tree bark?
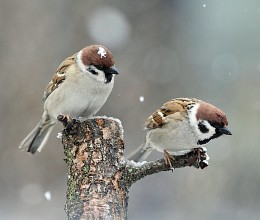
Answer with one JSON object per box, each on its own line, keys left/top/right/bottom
{"left": 58, "top": 116, "right": 208, "bottom": 220}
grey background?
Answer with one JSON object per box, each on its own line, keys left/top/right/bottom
{"left": 0, "top": 0, "right": 259, "bottom": 219}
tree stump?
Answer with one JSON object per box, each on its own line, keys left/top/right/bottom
{"left": 58, "top": 116, "right": 208, "bottom": 220}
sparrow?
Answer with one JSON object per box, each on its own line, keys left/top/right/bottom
{"left": 19, "top": 45, "right": 119, "bottom": 154}
{"left": 128, "top": 98, "right": 231, "bottom": 165}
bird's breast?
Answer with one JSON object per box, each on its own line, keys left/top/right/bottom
{"left": 44, "top": 72, "right": 114, "bottom": 119}
{"left": 146, "top": 119, "right": 199, "bottom": 152}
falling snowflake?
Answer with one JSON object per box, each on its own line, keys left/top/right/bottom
{"left": 139, "top": 96, "right": 144, "bottom": 102}
{"left": 44, "top": 191, "right": 51, "bottom": 201}
{"left": 97, "top": 47, "right": 107, "bottom": 58}
{"left": 203, "top": 4, "right": 206, "bottom": 8}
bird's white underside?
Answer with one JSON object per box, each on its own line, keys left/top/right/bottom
{"left": 145, "top": 116, "right": 199, "bottom": 153}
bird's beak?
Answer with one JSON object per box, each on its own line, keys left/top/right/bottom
{"left": 105, "top": 66, "right": 119, "bottom": 75}
{"left": 219, "top": 127, "right": 232, "bottom": 135}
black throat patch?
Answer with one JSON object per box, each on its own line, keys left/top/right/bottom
{"left": 105, "top": 73, "right": 113, "bottom": 83}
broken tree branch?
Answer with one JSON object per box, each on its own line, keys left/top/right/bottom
{"left": 58, "top": 116, "right": 208, "bottom": 220}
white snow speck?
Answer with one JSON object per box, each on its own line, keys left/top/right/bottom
{"left": 202, "top": 160, "right": 209, "bottom": 165}
{"left": 57, "top": 132, "right": 62, "bottom": 139}
{"left": 205, "top": 153, "right": 210, "bottom": 161}
{"left": 200, "top": 147, "right": 207, "bottom": 152}
{"left": 170, "top": 149, "right": 191, "bottom": 156}
{"left": 139, "top": 96, "right": 144, "bottom": 102}
{"left": 128, "top": 160, "right": 148, "bottom": 167}
{"left": 97, "top": 47, "right": 107, "bottom": 58}
{"left": 44, "top": 191, "right": 51, "bottom": 201}
{"left": 110, "top": 117, "right": 124, "bottom": 133}
{"left": 203, "top": 4, "right": 206, "bottom": 8}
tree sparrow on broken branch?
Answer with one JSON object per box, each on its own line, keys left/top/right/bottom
{"left": 128, "top": 98, "right": 231, "bottom": 166}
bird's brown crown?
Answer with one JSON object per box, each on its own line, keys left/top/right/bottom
{"left": 196, "top": 101, "right": 228, "bottom": 127}
{"left": 81, "top": 45, "right": 115, "bottom": 68}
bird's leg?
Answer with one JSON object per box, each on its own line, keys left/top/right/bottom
{"left": 164, "top": 150, "right": 174, "bottom": 170}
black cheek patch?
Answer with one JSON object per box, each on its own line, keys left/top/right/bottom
{"left": 198, "top": 121, "right": 209, "bottom": 133}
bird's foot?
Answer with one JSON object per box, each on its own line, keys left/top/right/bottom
{"left": 164, "top": 150, "right": 175, "bottom": 171}
{"left": 57, "top": 115, "right": 79, "bottom": 134}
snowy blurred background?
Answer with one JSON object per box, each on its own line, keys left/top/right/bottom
{"left": 1, "top": 0, "right": 260, "bottom": 219}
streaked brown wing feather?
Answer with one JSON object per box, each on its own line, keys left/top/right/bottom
{"left": 43, "top": 54, "right": 76, "bottom": 101}
{"left": 144, "top": 98, "right": 199, "bottom": 129}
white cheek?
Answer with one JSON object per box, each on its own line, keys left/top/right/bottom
{"left": 95, "top": 69, "right": 107, "bottom": 82}
{"left": 76, "top": 50, "right": 85, "bottom": 72}
{"left": 188, "top": 103, "right": 200, "bottom": 127}
{"left": 188, "top": 104, "right": 216, "bottom": 141}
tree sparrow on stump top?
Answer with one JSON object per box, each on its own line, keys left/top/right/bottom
{"left": 19, "top": 45, "right": 119, "bottom": 154}
{"left": 128, "top": 98, "right": 231, "bottom": 166}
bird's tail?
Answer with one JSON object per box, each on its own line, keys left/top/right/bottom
{"left": 127, "top": 142, "right": 153, "bottom": 162}
{"left": 19, "top": 113, "right": 55, "bottom": 154}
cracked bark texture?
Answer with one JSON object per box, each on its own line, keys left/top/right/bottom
{"left": 59, "top": 117, "right": 208, "bottom": 220}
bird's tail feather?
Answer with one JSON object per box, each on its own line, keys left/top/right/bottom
{"left": 127, "top": 142, "right": 153, "bottom": 162}
{"left": 19, "top": 114, "right": 55, "bottom": 154}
